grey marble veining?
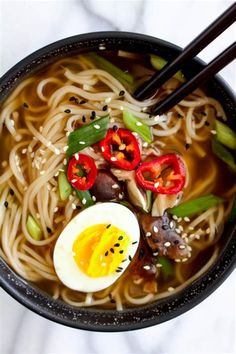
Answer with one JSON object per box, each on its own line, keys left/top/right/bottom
{"left": 0, "top": 1, "right": 235, "bottom": 353}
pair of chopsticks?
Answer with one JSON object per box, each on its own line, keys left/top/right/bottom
{"left": 134, "top": 3, "right": 236, "bottom": 115}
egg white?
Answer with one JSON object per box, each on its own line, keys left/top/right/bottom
{"left": 53, "top": 202, "right": 140, "bottom": 292}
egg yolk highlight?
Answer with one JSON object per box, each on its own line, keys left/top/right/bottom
{"left": 72, "top": 224, "right": 131, "bottom": 278}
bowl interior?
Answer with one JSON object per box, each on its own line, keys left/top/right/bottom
{"left": 0, "top": 32, "right": 235, "bottom": 331}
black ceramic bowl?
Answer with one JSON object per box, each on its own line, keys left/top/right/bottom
{"left": 0, "top": 32, "right": 235, "bottom": 332}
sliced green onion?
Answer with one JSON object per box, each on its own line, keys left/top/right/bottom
{"left": 123, "top": 111, "right": 152, "bottom": 143}
{"left": 212, "top": 139, "right": 236, "bottom": 171}
{"left": 67, "top": 115, "right": 109, "bottom": 156}
{"left": 168, "top": 194, "right": 224, "bottom": 217}
{"left": 89, "top": 53, "right": 134, "bottom": 86}
{"left": 215, "top": 120, "right": 236, "bottom": 150}
{"left": 157, "top": 256, "right": 174, "bottom": 280}
{"left": 150, "top": 55, "right": 185, "bottom": 82}
{"left": 26, "top": 215, "right": 42, "bottom": 240}
{"left": 146, "top": 190, "right": 152, "bottom": 213}
{"left": 58, "top": 171, "right": 72, "bottom": 201}
{"left": 76, "top": 190, "right": 94, "bottom": 209}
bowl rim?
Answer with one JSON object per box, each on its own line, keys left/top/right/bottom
{"left": 0, "top": 31, "right": 235, "bottom": 332}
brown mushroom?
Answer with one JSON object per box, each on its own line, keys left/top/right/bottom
{"left": 90, "top": 170, "right": 123, "bottom": 202}
{"left": 140, "top": 214, "right": 190, "bottom": 260}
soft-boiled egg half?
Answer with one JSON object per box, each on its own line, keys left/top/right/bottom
{"left": 53, "top": 202, "right": 140, "bottom": 292}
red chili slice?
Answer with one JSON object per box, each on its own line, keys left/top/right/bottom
{"left": 67, "top": 153, "right": 97, "bottom": 191}
{"left": 135, "top": 154, "right": 186, "bottom": 194}
{"left": 100, "top": 128, "right": 141, "bottom": 170}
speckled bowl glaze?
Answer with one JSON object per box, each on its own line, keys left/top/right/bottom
{"left": 0, "top": 32, "right": 235, "bottom": 332}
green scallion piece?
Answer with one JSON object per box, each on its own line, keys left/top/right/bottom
{"left": 89, "top": 53, "right": 134, "bottom": 86}
{"left": 215, "top": 120, "right": 236, "bottom": 150}
{"left": 67, "top": 115, "right": 109, "bottom": 156}
{"left": 58, "top": 171, "right": 72, "bottom": 201}
{"left": 146, "top": 190, "right": 153, "bottom": 213}
{"left": 123, "top": 111, "right": 152, "bottom": 143}
{"left": 76, "top": 190, "right": 94, "bottom": 209}
{"left": 150, "top": 55, "right": 185, "bottom": 82}
{"left": 157, "top": 256, "right": 174, "bottom": 280}
{"left": 26, "top": 215, "right": 42, "bottom": 240}
{"left": 212, "top": 139, "right": 236, "bottom": 171}
{"left": 168, "top": 194, "right": 224, "bottom": 217}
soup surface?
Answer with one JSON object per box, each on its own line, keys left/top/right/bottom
{"left": 0, "top": 50, "right": 235, "bottom": 310}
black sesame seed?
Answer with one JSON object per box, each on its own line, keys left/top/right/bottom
{"left": 114, "top": 243, "right": 120, "bottom": 247}
{"left": 80, "top": 100, "right": 87, "bottom": 104}
{"left": 205, "top": 121, "right": 210, "bottom": 126}
{"left": 119, "top": 90, "right": 125, "bottom": 96}
{"left": 9, "top": 189, "right": 14, "bottom": 196}
{"left": 91, "top": 111, "right": 96, "bottom": 117}
{"left": 106, "top": 224, "right": 111, "bottom": 229}
{"left": 47, "top": 227, "right": 52, "bottom": 233}
{"left": 69, "top": 96, "right": 76, "bottom": 102}
{"left": 162, "top": 224, "right": 169, "bottom": 230}
{"left": 110, "top": 248, "right": 114, "bottom": 254}
{"left": 102, "top": 105, "right": 108, "bottom": 111}
{"left": 110, "top": 299, "right": 116, "bottom": 303}
{"left": 118, "top": 236, "right": 123, "bottom": 240}
{"left": 82, "top": 115, "right": 86, "bottom": 123}
{"left": 138, "top": 248, "right": 145, "bottom": 260}
{"left": 116, "top": 269, "right": 122, "bottom": 273}
{"left": 128, "top": 255, "right": 132, "bottom": 261}
{"left": 112, "top": 125, "right": 118, "bottom": 132}
{"left": 122, "top": 258, "right": 127, "bottom": 262}
{"left": 185, "top": 143, "right": 190, "bottom": 150}
{"left": 90, "top": 115, "right": 95, "bottom": 120}
{"left": 132, "top": 241, "right": 138, "bottom": 245}
{"left": 174, "top": 240, "right": 180, "bottom": 245}
{"left": 76, "top": 205, "right": 82, "bottom": 210}
{"left": 119, "top": 250, "right": 124, "bottom": 254}
{"left": 105, "top": 251, "right": 109, "bottom": 256}
{"left": 117, "top": 266, "right": 123, "bottom": 270}
{"left": 23, "top": 102, "right": 29, "bottom": 108}
{"left": 64, "top": 109, "right": 71, "bottom": 114}
{"left": 4, "top": 201, "right": 8, "bottom": 208}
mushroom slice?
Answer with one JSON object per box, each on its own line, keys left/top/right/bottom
{"left": 90, "top": 170, "right": 123, "bottom": 202}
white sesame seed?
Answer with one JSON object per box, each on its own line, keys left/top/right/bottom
{"left": 66, "top": 132, "right": 70, "bottom": 137}
{"left": 118, "top": 144, "right": 126, "bottom": 151}
{"left": 146, "top": 232, "right": 152, "bottom": 237}
{"left": 156, "top": 263, "right": 162, "bottom": 268}
{"left": 179, "top": 244, "right": 186, "bottom": 249}
{"left": 98, "top": 43, "right": 106, "bottom": 50}
{"left": 39, "top": 149, "right": 45, "bottom": 155}
{"left": 189, "top": 233, "right": 196, "bottom": 239}
{"left": 71, "top": 179, "right": 77, "bottom": 183}
{"left": 153, "top": 225, "right": 158, "bottom": 233}
{"left": 132, "top": 132, "right": 139, "bottom": 137}
{"left": 111, "top": 157, "right": 117, "bottom": 162}
{"left": 63, "top": 158, "right": 67, "bottom": 165}
{"left": 164, "top": 241, "right": 171, "bottom": 247}
{"left": 177, "top": 217, "right": 182, "bottom": 222}
{"left": 143, "top": 142, "right": 148, "bottom": 148}
{"left": 210, "top": 130, "right": 217, "bottom": 135}
{"left": 101, "top": 146, "right": 105, "bottom": 152}
{"left": 153, "top": 252, "right": 159, "bottom": 256}
{"left": 168, "top": 287, "right": 175, "bottom": 292}
{"left": 112, "top": 184, "right": 119, "bottom": 189}
{"left": 175, "top": 228, "right": 181, "bottom": 234}
{"left": 54, "top": 171, "right": 59, "bottom": 177}
{"left": 136, "top": 121, "right": 142, "bottom": 126}
{"left": 47, "top": 141, "right": 52, "bottom": 147}
{"left": 59, "top": 169, "right": 64, "bottom": 172}
{"left": 54, "top": 207, "right": 59, "bottom": 212}
{"left": 184, "top": 216, "right": 190, "bottom": 222}
{"left": 206, "top": 228, "right": 211, "bottom": 234}
{"left": 94, "top": 124, "right": 100, "bottom": 130}
{"left": 40, "top": 170, "right": 45, "bottom": 175}
{"left": 195, "top": 234, "right": 200, "bottom": 239}
{"left": 169, "top": 221, "right": 175, "bottom": 229}
{"left": 105, "top": 97, "right": 112, "bottom": 103}
{"left": 39, "top": 126, "right": 43, "bottom": 132}
{"left": 74, "top": 153, "right": 79, "bottom": 161}
{"left": 178, "top": 225, "right": 184, "bottom": 232}
{"left": 69, "top": 195, "right": 73, "bottom": 201}
{"left": 92, "top": 196, "right": 97, "bottom": 202}
{"left": 72, "top": 203, "right": 77, "bottom": 210}
{"left": 79, "top": 141, "right": 85, "bottom": 145}
{"left": 173, "top": 215, "right": 178, "bottom": 220}
{"left": 143, "top": 265, "right": 151, "bottom": 270}
{"left": 154, "top": 182, "right": 160, "bottom": 188}
{"left": 188, "top": 226, "right": 194, "bottom": 230}
{"left": 120, "top": 106, "right": 124, "bottom": 111}
{"left": 82, "top": 198, "right": 87, "bottom": 205}
{"left": 41, "top": 158, "right": 46, "bottom": 164}
{"left": 110, "top": 117, "right": 115, "bottom": 123}
{"left": 175, "top": 259, "right": 181, "bottom": 263}
{"left": 21, "top": 148, "right": 27, "bottom": 154}
{"left": 55, "top": 148, "right": 60, "bottom": 155}
{"left": 182, "top": 233, "right": 188, "bottom": 238}
{"left": 182, "top": 258, "right": 188, "bottom": 262}
{"left": 63, "top": 145, "right": 69, "bottom": 152}
{"left": 118, "top": 193, "right": 123, "bottom": 199}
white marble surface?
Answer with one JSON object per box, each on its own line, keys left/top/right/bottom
{"left": 0, "top": 0, "right": 236, "bottom": 353}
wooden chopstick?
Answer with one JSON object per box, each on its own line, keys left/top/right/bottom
{"left": 134, "top": 3, "right": 236, "bottom": 101}
{"left": 151, "top": 42, "right": 236, "bottom": 115}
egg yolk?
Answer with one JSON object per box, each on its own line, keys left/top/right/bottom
{"left": 72, "top": 224, "right": 131, "bottom": 278}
